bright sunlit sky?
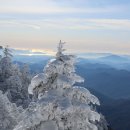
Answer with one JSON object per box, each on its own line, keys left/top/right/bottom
{"left": 0, "top": 0, "right": 130, "bottom": 54}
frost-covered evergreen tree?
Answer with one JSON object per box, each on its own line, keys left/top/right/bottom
{"left": 3, "top": 45, "right": 13, "bottom": 58}
{"left": 0, "top": 46, "right": 31, "bottom": 108}
{"left": 0, "top": 46, "right": 13, "bottom": 81}
{"left": 0, "top": 90, "right": 23, "bottom": 130}
{"left": 14, "top": 41, "right": 108, "bottom": 130}
{"left": 0, "top": 45, "right": 2, "bottom": 59}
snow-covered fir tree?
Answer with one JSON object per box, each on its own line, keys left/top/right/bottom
{"left": 0, "top": 46, "right": 13, "bottom": 81}
{"left": 3, "top": 45, "right": 13, "bottom": 58}
{"left": 14, "top": 41, "right": 108, "bottom": 130}
{"left": 0, "top": 46, "right": 2, "bottom": 75}
{"left": 0, "top": 46, "right": 31, "bottom": 108}
{"left": 0, "top": 90, "right": 23, "bottom": 130}
{"left": 0, "top": 46, "right": 2, "bottom": 59}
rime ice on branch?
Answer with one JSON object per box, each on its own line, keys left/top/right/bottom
{"left": 14, "top": 41, "right": 107, "bottom": 130}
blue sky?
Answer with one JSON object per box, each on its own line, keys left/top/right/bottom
{"left": 0, "top": 0, "right": 130, "bottom": 54}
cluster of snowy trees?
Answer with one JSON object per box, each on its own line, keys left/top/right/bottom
{"left": 0, "top": 46, "right": 31, "bottom": 108}
{"left": 0, "top": 42, "right": 109, "bottom": 130}
{"left": 0, "top": 90, "right": 23, "bottom": 130}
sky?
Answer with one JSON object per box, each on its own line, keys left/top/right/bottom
{"left": 0, "top": 0, "right": 130, "bottom": 54}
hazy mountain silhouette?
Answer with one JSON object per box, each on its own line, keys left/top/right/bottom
{"left": 76, "top": 63, "right": 130, "bottom": 99}
{"left": 99, "top": 54, "right": 129, "bottom": 62}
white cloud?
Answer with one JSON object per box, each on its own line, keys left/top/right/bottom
{"left": 0, "top": 18, "right": 130, "bottom": 31}
{"left": 0, "top": 20, "right": 41, "bottom": 30}
{"left": 38, "top": 18, "right": 130, "bottom": 30}
{"left": 86, "top": 19, "right": 130, "bottom": 29}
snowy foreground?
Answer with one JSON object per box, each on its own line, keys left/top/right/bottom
{"left": 0, "top": 42, "right": 108, "bottom": 130}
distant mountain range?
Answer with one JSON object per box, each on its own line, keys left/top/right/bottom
{"left": 8, "top": 49, "right": 130, "bottom": 71}
{"left": 99, "top": 54, "right": 129, "bottom": 61}
{"left": 1, "top": 48, "right": 128, "bottom": 70}
{"left": 77, "top": 52, "right": 130, "bottom": 60}
{"left": 1, "top": 48, "right": 130, "bottom": 59}
{"left": 77, "top": 62, "right": 130, "bottom": 99}
{"left": 78, "top": 54, "right": 130, "bottom": 70}
{"left": 13, "top": 55, "right": 51, "bottom": 64}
